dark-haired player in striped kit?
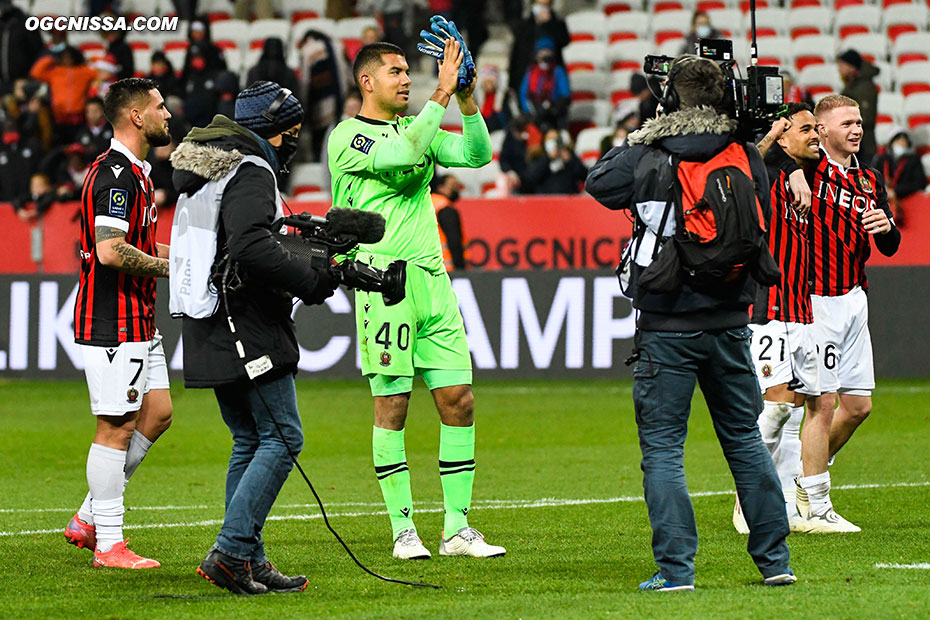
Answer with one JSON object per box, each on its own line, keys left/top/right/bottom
{"left": 734, "top": 103, "right": 822, "bottom": 534}
{"left": 767, "top": 94, "right": 900, "bottom": 533}
{"left": 65, "top": 78, "right": 174, "bottom": 568}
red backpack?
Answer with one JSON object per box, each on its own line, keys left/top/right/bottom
{"left": 639, "top": 142, "right": 781, "bottom": 294}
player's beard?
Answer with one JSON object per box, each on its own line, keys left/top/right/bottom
{"left": 144, "top": 118, "right": 172, "bottom": 147}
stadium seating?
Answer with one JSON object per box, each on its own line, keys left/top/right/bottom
{"left": 742, "top": 8, "right": 788, "bottom": 38}
{"left": 575, "top": 127, "right": 614, "bottom": 165}
{"left": 568, "top": 100, "right": 612, "bottom": 134}
{"left": 878, "top": 91, "right": 905, "bottom": 123}
{"left": 608, "top": 70, "right": 637, "bottom": 105}
{"left": 882, "top": 3, "right": 928, "bottom": 42}
{"left": 563, "top": 42, "right": 609, "bottom": 73}
{"left": 289, "top": 162, "right": 327, "bottom": 195}
{"left": 566, "top": 10, "right": 609, "bottom": 42}
{"left": 841, "top": 33, "right": 888, "bottom": 64}
{"left": 248, "top": 18, "right": 291, "bottom": 48}
{"left": 211, "top": 19, "right": 251, "bottom": 46}
{"left": 897, "top": 62, "right": 930, "bottom": 97}
{"left": 31, "top": 0, "right": 73, "bottom": 16}
{"left": 705, "top": 8, "right": 743, "bottom": 38}
{"left": 280, "top": 0, "right": 326, "bottom": 22}
{"left": 834, "top": 6, "right": 881, "bottom": 40}
{"left": 787, "top": 7, "right": 833, "bottom": 39}
{"left": 892, "top": 32, "right": 930, "bottom": 66}
{"left": 791, "top": 35, "right": 837, "bottom": 71}
{"left": 570, "top": 71, "right": 609, "bottom": 102}
{"left": 607, "top": 40, "right": 654, "bottom": 71}
{"left": 921, "top": 153, "right": 930, "bottom": 179}
{"left": 606, "top": 12, "right": 651, "bottom": 43}
{"left": 650, "top": 10, "right": 692, "bottom": 45}
{"left": 904, "top": 93, "right": 930, "bottom": 129}
{"left": 798, "top": 63, "right": 842, "bottom": 96}
{"left": 598, "top": 0, "right": 640, "bottom": 14}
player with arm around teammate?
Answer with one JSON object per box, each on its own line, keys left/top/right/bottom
{"left": 66, "top": 78, "right": 173, "bottom": 569}
{"left": 733, "top": 103, "right": 823, "bottom": 534}
{"left": 766, "top": 94, "right": 900, "bottom": 532}
{"left": 328, "top": 37, "right": 505, "bottom": 560}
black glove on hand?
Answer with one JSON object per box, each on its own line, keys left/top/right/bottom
{"left": 301, "top": 268, "right": 340, "bottom": 306}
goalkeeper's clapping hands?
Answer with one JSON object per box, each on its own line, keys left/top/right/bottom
{"left": 417, "top": 15, "right": 476, "bottom": 93}
{"left": 436, "top": 37, "right": 464, "bottom": 100}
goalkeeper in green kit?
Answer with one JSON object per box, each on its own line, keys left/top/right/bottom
{"left": 328, "top": 24, "right": 505, "bottom": 560}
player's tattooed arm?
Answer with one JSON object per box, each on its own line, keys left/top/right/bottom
{"left": 95, "top": 226, "right": 170, "bottom": 278}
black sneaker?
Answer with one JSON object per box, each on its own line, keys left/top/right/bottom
{"left": 251, "top": 561, "right": 309, "bottom": 593}
{"left": 197, "top": 548, "right": 269, "bottom": 595}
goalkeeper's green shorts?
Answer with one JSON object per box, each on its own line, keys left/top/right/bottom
{"left": 355, "top": 254, "right": 472, "bottom": 396}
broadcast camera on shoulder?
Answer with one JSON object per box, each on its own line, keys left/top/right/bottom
{"left": 276, "top": 207, "right": 407, "bottom": 306}
{"left": 643, "top": 1, "right": 785, "bottom": 141}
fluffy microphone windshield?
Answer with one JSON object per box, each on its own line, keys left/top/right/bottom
{"left": 326, "top": 207, "right": 386, "bottom": 244}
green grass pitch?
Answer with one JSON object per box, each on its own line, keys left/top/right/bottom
{"left": 1, "top": 378, "right": 928, "bottom": 619}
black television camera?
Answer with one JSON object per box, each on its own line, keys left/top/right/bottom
{"left": 643, "top": 37, "right": 784, "bottom": 141}
{"left": 278, "top": 208, "right": 407, "bottom": 306}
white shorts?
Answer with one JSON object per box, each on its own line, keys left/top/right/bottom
{"left": 811, "top": 287, "right": 874, "bottom": 396}
{"left": 750, "top": 320, "right": 820, "bottom": 396}
{"left": 80, "top": 330, "right": 170, "bottom": 416}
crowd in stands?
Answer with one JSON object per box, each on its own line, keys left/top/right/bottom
{"left": 2, "top": 0, "right": 929, "bottom": 226}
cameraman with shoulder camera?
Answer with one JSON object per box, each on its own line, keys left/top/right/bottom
{"left": 585, "top": 55, "right": 795, "bottom": 591}
{"left": 169, "top": 81, "right": 338, "bottom": 595}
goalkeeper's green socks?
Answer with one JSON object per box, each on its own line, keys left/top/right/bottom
{"left": 439, "top": 423, "right": 476, "bottom": 535}
{"left": 373, "top": 426, "right": 415, "bottom": 540}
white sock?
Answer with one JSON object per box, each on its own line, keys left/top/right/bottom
{"left": 124, "top": 430, "right": 154, "bottom": 485}
{"left": 757, "top": 401, "right": 792, "bottom": 455}
{"left": 86, "top": 443, "right": 127, "bottom": 553}
{"left": 78, "top": 493, "right": 94, "bottom": 526}
{"left": 799, "top": 471, "right": 832, "bottom": 516}
{"left": 773, "top": 405, "right": 804, "bottom": 516}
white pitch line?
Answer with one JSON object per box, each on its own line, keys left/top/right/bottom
{"left": 874, "top": 563, "right": 930, "bottom": 570}
{"left": 2, "top": 480, "right": 928, "bottom": 538}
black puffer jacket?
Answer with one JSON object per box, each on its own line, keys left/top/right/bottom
{"left": 171, "top": 115, "right": 333, "bottom": 387}
{"left": 586, "top": 106, "right": 772, "bottom": 331}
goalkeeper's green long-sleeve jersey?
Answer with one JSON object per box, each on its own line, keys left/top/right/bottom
{"left": 327, "top": 100, "right": 492, "bottom": 275}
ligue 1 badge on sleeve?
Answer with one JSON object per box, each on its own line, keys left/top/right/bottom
{"left": 127, "top": 387, "right": 140, "bottom": 403}
{"left": 380, "top": 351, "right": 392, "bottom": 367}
{"left": 762, "top": 364, "right": 772, "bottom": 378}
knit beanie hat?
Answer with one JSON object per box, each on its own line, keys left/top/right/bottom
{"left": 234, "top": 81, "right": 303, "bottom": 138}
{"left": 837, "top": 49, "right": 863, "bottom": 70}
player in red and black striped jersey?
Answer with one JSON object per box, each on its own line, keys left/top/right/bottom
{"left": 767, "top": 95, "right": 900, "bottom": 533}
{"left": 65, "top": 79, "right": 175, "bottom": 569}
{"left": 736, "top": 104, "right": 824, "bottom": 534}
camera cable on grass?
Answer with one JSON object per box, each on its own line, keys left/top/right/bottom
{"left": 219, "top": 268, "right": 441, "bottom": 590}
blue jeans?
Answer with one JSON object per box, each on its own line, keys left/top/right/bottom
{"left": 213, "top": 374, "right": 303, "bottom": 563}
{"left": 632, "top": 327, "right": 790, "bottom": 585}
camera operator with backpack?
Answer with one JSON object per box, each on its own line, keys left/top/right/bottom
{"left": 585, "top": 55, "right": 795, "bottom": 591}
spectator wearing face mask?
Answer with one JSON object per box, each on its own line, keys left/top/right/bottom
{"left": 508, "top": 0, "right": 570, "bottom": 92}
{"left": 600, "top": 125, "right": 629, "bottom": 156}
{"left": 872, "top": 127, "right": 927, "bottom": 227}
{"left": 680, "top": 11, "right": 723, "bottom": 55}
{"left": 181, "top": 17, "right": 227, "bottom": 86}
{"left": 519, "top": 38, "right": 571, "bottom": 132}
{"left": 525, "top": 128, "right": 587, "bottom": 194}
{"left": 146, "top": 51, "right": 183, "bottom": 100}
{"left": 182, "top": 44, "right": 221, "bottom": 128}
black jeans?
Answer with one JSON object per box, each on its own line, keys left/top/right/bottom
{"left": 632, "top": 327, "right": 791, "bottom": 584}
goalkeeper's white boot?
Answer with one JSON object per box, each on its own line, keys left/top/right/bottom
{"left": 804, "top": 507, "right": 861, "bottom": 533}
{"left": 439, "top": 527, "right": 506, "bottom": 558}
{"left": 393, "top": 529, "right": 431, "bottom": 560}
{"left": 732, "top": 494, "right": 750, "bottom": 534}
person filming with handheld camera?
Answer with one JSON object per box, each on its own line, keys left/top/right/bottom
{"left": 585, "top": 55, "right": 796, "bottom": 591}
{"left": 168, "top": 81, "right": 339, "bottom": 595}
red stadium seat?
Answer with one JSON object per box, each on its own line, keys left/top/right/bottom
{"left": 739, "top": 0, "right": 769, "bottom": 12}
{"left": 887, "top": 23, "right": 918, "bottom": 41}
{"left": 834, "top": 0, "right": 865, "bottom": 8}
{"left": 290, "top": 10, "right": 320, "bottom": 22}
{"left": 695, "top": 0, "right": 727, "bottom": 10}
{"left": 162, "top": 40, "right": 189, "bottom": 51}
{"left": 600, "top": 0, "right": 637, "bottom": 14}
{"left": 651, "top": 0, "right": 685, "bottom": 12}
{"left": 207, "top": 12, "right": 232, "bottom": 23}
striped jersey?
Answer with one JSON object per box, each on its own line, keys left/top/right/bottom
{"left": 754, "top": 168, "right": 813, "bottom": 324}
{"left": 809, "top": 151, "right": 891, "bottom": 296}
{"left": 74, "top": 139, "right": 158, "bottom": 345}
